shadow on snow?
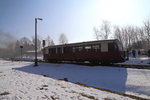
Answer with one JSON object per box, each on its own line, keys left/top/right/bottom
{"left": 15, "top": 62, "right": 127, "bottom": 93}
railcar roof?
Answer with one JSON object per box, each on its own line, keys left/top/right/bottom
{"left": 45, "top": 39, "right": 118, "bottom": 48}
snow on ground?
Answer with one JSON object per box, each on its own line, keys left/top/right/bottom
{"left": 0, "top": 60, "right": 134, "bottom": 100}
{"left": 119, "top": 56, "right": 150, "bottom": 65}
{"left": 12, "top": 62, "right": 150, "bottom": 99}
{"left": 0, "top": 57, "right": 150, "bottom": 99}
{"left": 126, "top": 68, "right": 150, "bottom": 98}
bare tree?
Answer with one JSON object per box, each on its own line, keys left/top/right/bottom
{"left": 138, "top": 27, "right": 145, "bottom": 41}
{"left": 143, "top": 19, "right": 150, "bottom": 49}
{"left": 32, "top": 35, "right": 42, "bottom": 50}
{"left": 46, "top": 35, "right": 55, "bottom": 46}
{"left": 114, "top": 26, "right": 123, "bottom": 44}
{"left": 19, "top": 37, "right": 32, "bottom": 47}
{"left": 100, "top": 20, "right": 111, "bottom": 39}
{"left": 121, "top": 27, "right": 129, "bottom": 50}
{"left": 14, "top": 37, "right": 35, "bottom": 57}
{"left": 93, "top": 20, "right": 111, "bottom": 40}
{"left": 59, "top": 33, "right": 68, "bottom": 44}
{"left": 93, "top": 27, "right": 100, "bottom": 40}
{"left": 143, "top": 19, "right": 150, "bottom": 38}
{"left": 131, "top": 27, "right": 143, "bottom": 49}
{"left": 121, "top": 26, "right": 137, "bottom": 50}
{"left": 137, "top": 27, "right": 147, "bottom": 49}
{"left": 114, "top": 26, "right": 134, "bottom": 50}
{"left": 113, "top": 25, "right": 146, "bottom": 50}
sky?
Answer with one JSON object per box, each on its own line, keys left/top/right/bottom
{"left": 0, "top": 0, "right": 150, "bottom": 44}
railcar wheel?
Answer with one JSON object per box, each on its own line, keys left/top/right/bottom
{"left": 90, "top": 61, "right": 99, "bottom": 64}
{"left": 100, "top": 61, "right": 111, "bottom": 65}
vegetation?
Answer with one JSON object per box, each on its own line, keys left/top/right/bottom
{"left": 93, "top": 18, "right": 150, "bottom": 51}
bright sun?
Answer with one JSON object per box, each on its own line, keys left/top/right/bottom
{"left": 97, "top": 0, "right": 132, "bottom": 25}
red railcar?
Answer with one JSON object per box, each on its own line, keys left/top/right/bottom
{"left": 43, "top": 39, "right": 126, "bottom": 64}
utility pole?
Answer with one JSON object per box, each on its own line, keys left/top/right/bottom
{"left": 20, "top": 46, "right": 23, "bottom": 60}
{"left": 34, "top": 18, "right": 42, "bottom": 66}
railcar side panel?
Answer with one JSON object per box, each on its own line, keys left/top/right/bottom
{"left": 43, "top": 39, "right": 126, "bottom": 63}
{"left": 44, "top": 51, "right": 125, "bottom": 63}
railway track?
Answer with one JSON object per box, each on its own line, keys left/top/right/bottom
{"left": 7, "top": 58, "right": 150, "bottom": 70}
{"left": 37, "top": 61, "right": 150, "bottom": 70}
{"left": 42, "top": 60, "right": 150, "bottom": 70}
{"left": 113, "top": 63, "right": 150, "bottom": 70}
{"left": 64, "top": 62, "right": 150, "bottom": 70}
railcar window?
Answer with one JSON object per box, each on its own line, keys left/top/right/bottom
{"left": 68, "top": 47, "right": 73, "bottom": 53}
{"left": 92, "top": 45, "right": 101, "bottom": 52}
{"left": 108, "top": 43, "right": 118, "bottom": 52}
{"left": 62, "top": 47, "right": 64, "bottom": 54}
{"left": 49, "top": 48, "right": 56, "bottom": 54}
{"left": 64, "top": 47, "right": 72, "bottom": 53}
{"left": 85, "top": 45, "right": 91, "bottom": 52}
{"left": 64, "top": 47, "right": 67, "bottom": 53}
{"left": 57, "top": 47, "right": 62, "bottom": 54}
{"left": 75, "top": 47, "right": 79, "bottom": 52}
{"left": 78, "top": 46, "right": 83, "bottom": 52}
{"left": 72, "top": 46, "right": 83, "bottom": 53}
{"left": 72, "top": 47, "right": 76, "bottom": 53}
{"left": 49, "top": 48, "right": 50, "bottom": 54}
{"left": 65, "top": 47, "right": 71, "bottom": 53}
{"left": 53, "top": 48, "right": 56, "bottom": 53}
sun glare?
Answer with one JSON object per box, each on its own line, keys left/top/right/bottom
{"left": 97, "top": 0, "right": 132, "bottom": 25}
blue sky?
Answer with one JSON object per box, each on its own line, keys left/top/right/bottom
{"left": 0, "top": 0, "right": 150, "bottom": 44}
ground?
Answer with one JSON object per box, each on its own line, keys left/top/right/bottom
{"left": 0, "top": 57, "right": 150, "bottom": 100}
